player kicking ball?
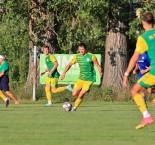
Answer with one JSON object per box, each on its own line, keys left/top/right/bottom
{"left": 0, "top": 55, "right": 19, "bottom": 107}
{"left": 60, "top": 43, "right": 102, "bottom": 111}
{"left": 123, "top": 12, "right": 155, "bottom": 129}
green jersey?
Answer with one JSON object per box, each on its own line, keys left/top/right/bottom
{"left": 135, "top": 29, "right": 155, "bottom": 75}
{"left": 45, "top": 54, "right": 60, "bottom": 78}
{"left": 71, "top": 53, "right": 97, "bottom": 82}
{"left": 0, "top": 61, "right": 9, "bottom": 75}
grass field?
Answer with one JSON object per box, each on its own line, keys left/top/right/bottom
{"left": 0, "top": 101, "right": 155, "bottom": 145}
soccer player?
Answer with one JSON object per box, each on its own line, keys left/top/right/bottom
{"left": 132, "top": 52, "right": 151, "bottom": 106}
{"left": 60, "top": 43, "right": 102, "bottom": 111}
{"left": 123, "top": 12, "right": 155, "bottom": 129}
{"left": 41, "top": 45, "right": 73, "bottom": 107}
{"left": 0, "top": 55, "right": 19, "bottom": 107}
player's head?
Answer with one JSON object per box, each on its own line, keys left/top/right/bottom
{"left": 142, "top": 12, "right": 154, "bottom": 30}
{"left": 78, "top": 43, "right": 87, "bottom": 55}
{"left": 42, "top": 45, "right": 49, "bottom": 55}
{"left": 0, "top": 55, "right": 5, "bottom": 63}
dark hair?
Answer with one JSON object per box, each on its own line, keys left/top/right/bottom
{"left": 42, "top": 45, "right": 49, "bottom": 49}
{"left": 142, "top": 12, "right": 154, "bottom": 24}
{"left": 78, "top": 43, "right": 87, "bottom": 49}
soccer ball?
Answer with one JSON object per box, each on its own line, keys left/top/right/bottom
{"left": 62, "top": 102, "right": 72, "bottom": 111}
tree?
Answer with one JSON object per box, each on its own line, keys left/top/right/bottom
{"left": 102, "top": 0, "right": 155, "bottom": 91}
{"left": 26, "top": 0, "right": 107, "bottom": 88}
{"left": 1, "top": 0, "right": 155, "bottom": 96}
{"left": 25, "top": 0, "right": 80, "bottom": 88}
{"left": 25, "top": 0, "right": 55, "bottom": 88}
{"left": 102, "top": 0, "right": 129, "bottom": 91}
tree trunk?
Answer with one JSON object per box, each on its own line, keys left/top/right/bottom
{"left": 102, "top": 20, "right": 128, "bottom": 91}
{"left": 25, "top": 0, "right": 58, "bottom": 89}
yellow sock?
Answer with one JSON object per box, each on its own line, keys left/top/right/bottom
{"left": 74, "top": 98, "right": 82, "bottom": 108}
{"left": 0, "top": 90, "right": 7, "bottom": 100}
{"left": 133, "top": 94, "right": 147, "bottom": 113}
{"left": 45, "top": 87, "right": 52, "bottom": 102}
{"left": 52, "top": 86, "right": 66, "bottom": 93}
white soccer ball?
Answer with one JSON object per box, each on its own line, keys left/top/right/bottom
{"left": 62, "top": 102, "right": 72, "bottom": 111}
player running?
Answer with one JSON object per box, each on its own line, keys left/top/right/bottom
{"left": 41, "top": 45, "right": 72, "bottom": 107}
{"left": 0, "top": 55, "right": 19, "bottom": 106}
{"left": 60, "top": 43, "right": 102, "bottom": 111}
{"left": 123, "top": 12, "right": 155, "bottom": 129}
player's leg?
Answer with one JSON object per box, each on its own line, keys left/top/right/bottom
{"left": 51, "top": 78, "right": 72, "bottom": 93}
{"left": 137, "top": 73, "right": 147, "bottom": 107}
{"left": 131, "top": 83, "right": 147, "bottom": 114}
{"left": 73, "top": 90, "right": 87, "bottom": 111}
{"left": 72, "top": 80, "right": 93, "bottom": 111}
{"left": 70, "top": 79, "right": 83, "bottom": 111}
{"left": 0, "top": 90, "right": 10, "bottom": 107}
{"left": 45, "top": 77, "right": 52, "bottom": 106}
{"left": 2, "top": 76, "right": 19, "bottom": 104}
{"left": 5, "top": 91, "right": 19, "bottom": 104}
{"left": 71, "top": 79, "right": 83, "bottom": 98}
{"left": 132, "top": 73, "right": 155, "bottom": 129}
{"left": 0, "top": 78, "right": 10, "bottom": 107}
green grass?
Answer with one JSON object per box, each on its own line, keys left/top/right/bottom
{"left": 0, "top": 101, "right": 155, "bottom": 145}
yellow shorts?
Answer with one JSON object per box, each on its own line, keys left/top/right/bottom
{"left": 45, "top": 77, "right": 59, "bottom": 88}
{"left": 138, "top": 72, "right": 155, "bottom": 88}
{"left": 73, "top": 79, "right": 93, "bottom": 91}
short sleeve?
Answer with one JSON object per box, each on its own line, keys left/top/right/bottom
{"left": 50, "top": 55, "right": 57, "bottom": 63}
{"left": 2, "top": 62, "right": 9, "bottom": 71}
{"left": 135, "top": 36, "right": 148, "bottom": 54}
{"left": 92, "top": 54, "right": 97, "bottom": 61}
{"left": 71, "top": 56, "right": 77, "bottom": 64}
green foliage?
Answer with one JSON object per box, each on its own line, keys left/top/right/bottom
{"left": 45, "top": 0, "right": 107, "bottom": 53}
{"left": 0, "top": 0, "right": 29, "bottom": 86}
{"left": 128, "top": 0, "right": 155, "bottom": 39}
{"left": 0, "top": 0, "right": 155, "bottom": 100}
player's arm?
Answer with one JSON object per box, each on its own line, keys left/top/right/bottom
{"left": 125, "top": 52, "right": 140, "bottom": 75}
{"left": 41, "top": 68, "right": 49, "bottom": 76}
{"left": 140, "top": 66, "right": 151, "bottom": 74}
{"left": 60, "top": 62, "right": 73, "bottom": 80}
{"left": 92, "top": 54, "right": 102, "bottom": 78}
{"left": 132, "top": 63, "right": 139, "bottom": 74}
{"left": 93, "top": 60, "right": 102, "bottom": 78}
{"left": 123, "top": 52, "right": 140, "bottom": 88}
{"left": 0, "top": 70, "right": 5, "bottom": 77}
{"left": 123, "top": 36, "right": 147, "bottom": 88}
{"left": 60, "top": 56, "right": 76, "bottom": 80}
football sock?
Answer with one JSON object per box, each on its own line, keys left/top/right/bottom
{"left": 133, "top": 94, "right": 147, "bottom": 114}
{"left": 52, "top": 86, "right": 66, "bottom": 93}
{"left": 143, "top": 111, "right": 151, "bottom": 118}
{"left": 45, "top": 87, "right": 52, "bottom": 102}
{"left": 48, "top": 101, "right": 52, "bottom": 104}
{"left": 74, "top": 98, "right": 82, "bottom": 108}
{"left": 0, "top": 90, "right": 7, "bottom": 100}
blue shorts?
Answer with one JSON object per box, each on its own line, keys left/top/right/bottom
{"left": 0, "top": 75, "right": 10, "bottom": 91}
